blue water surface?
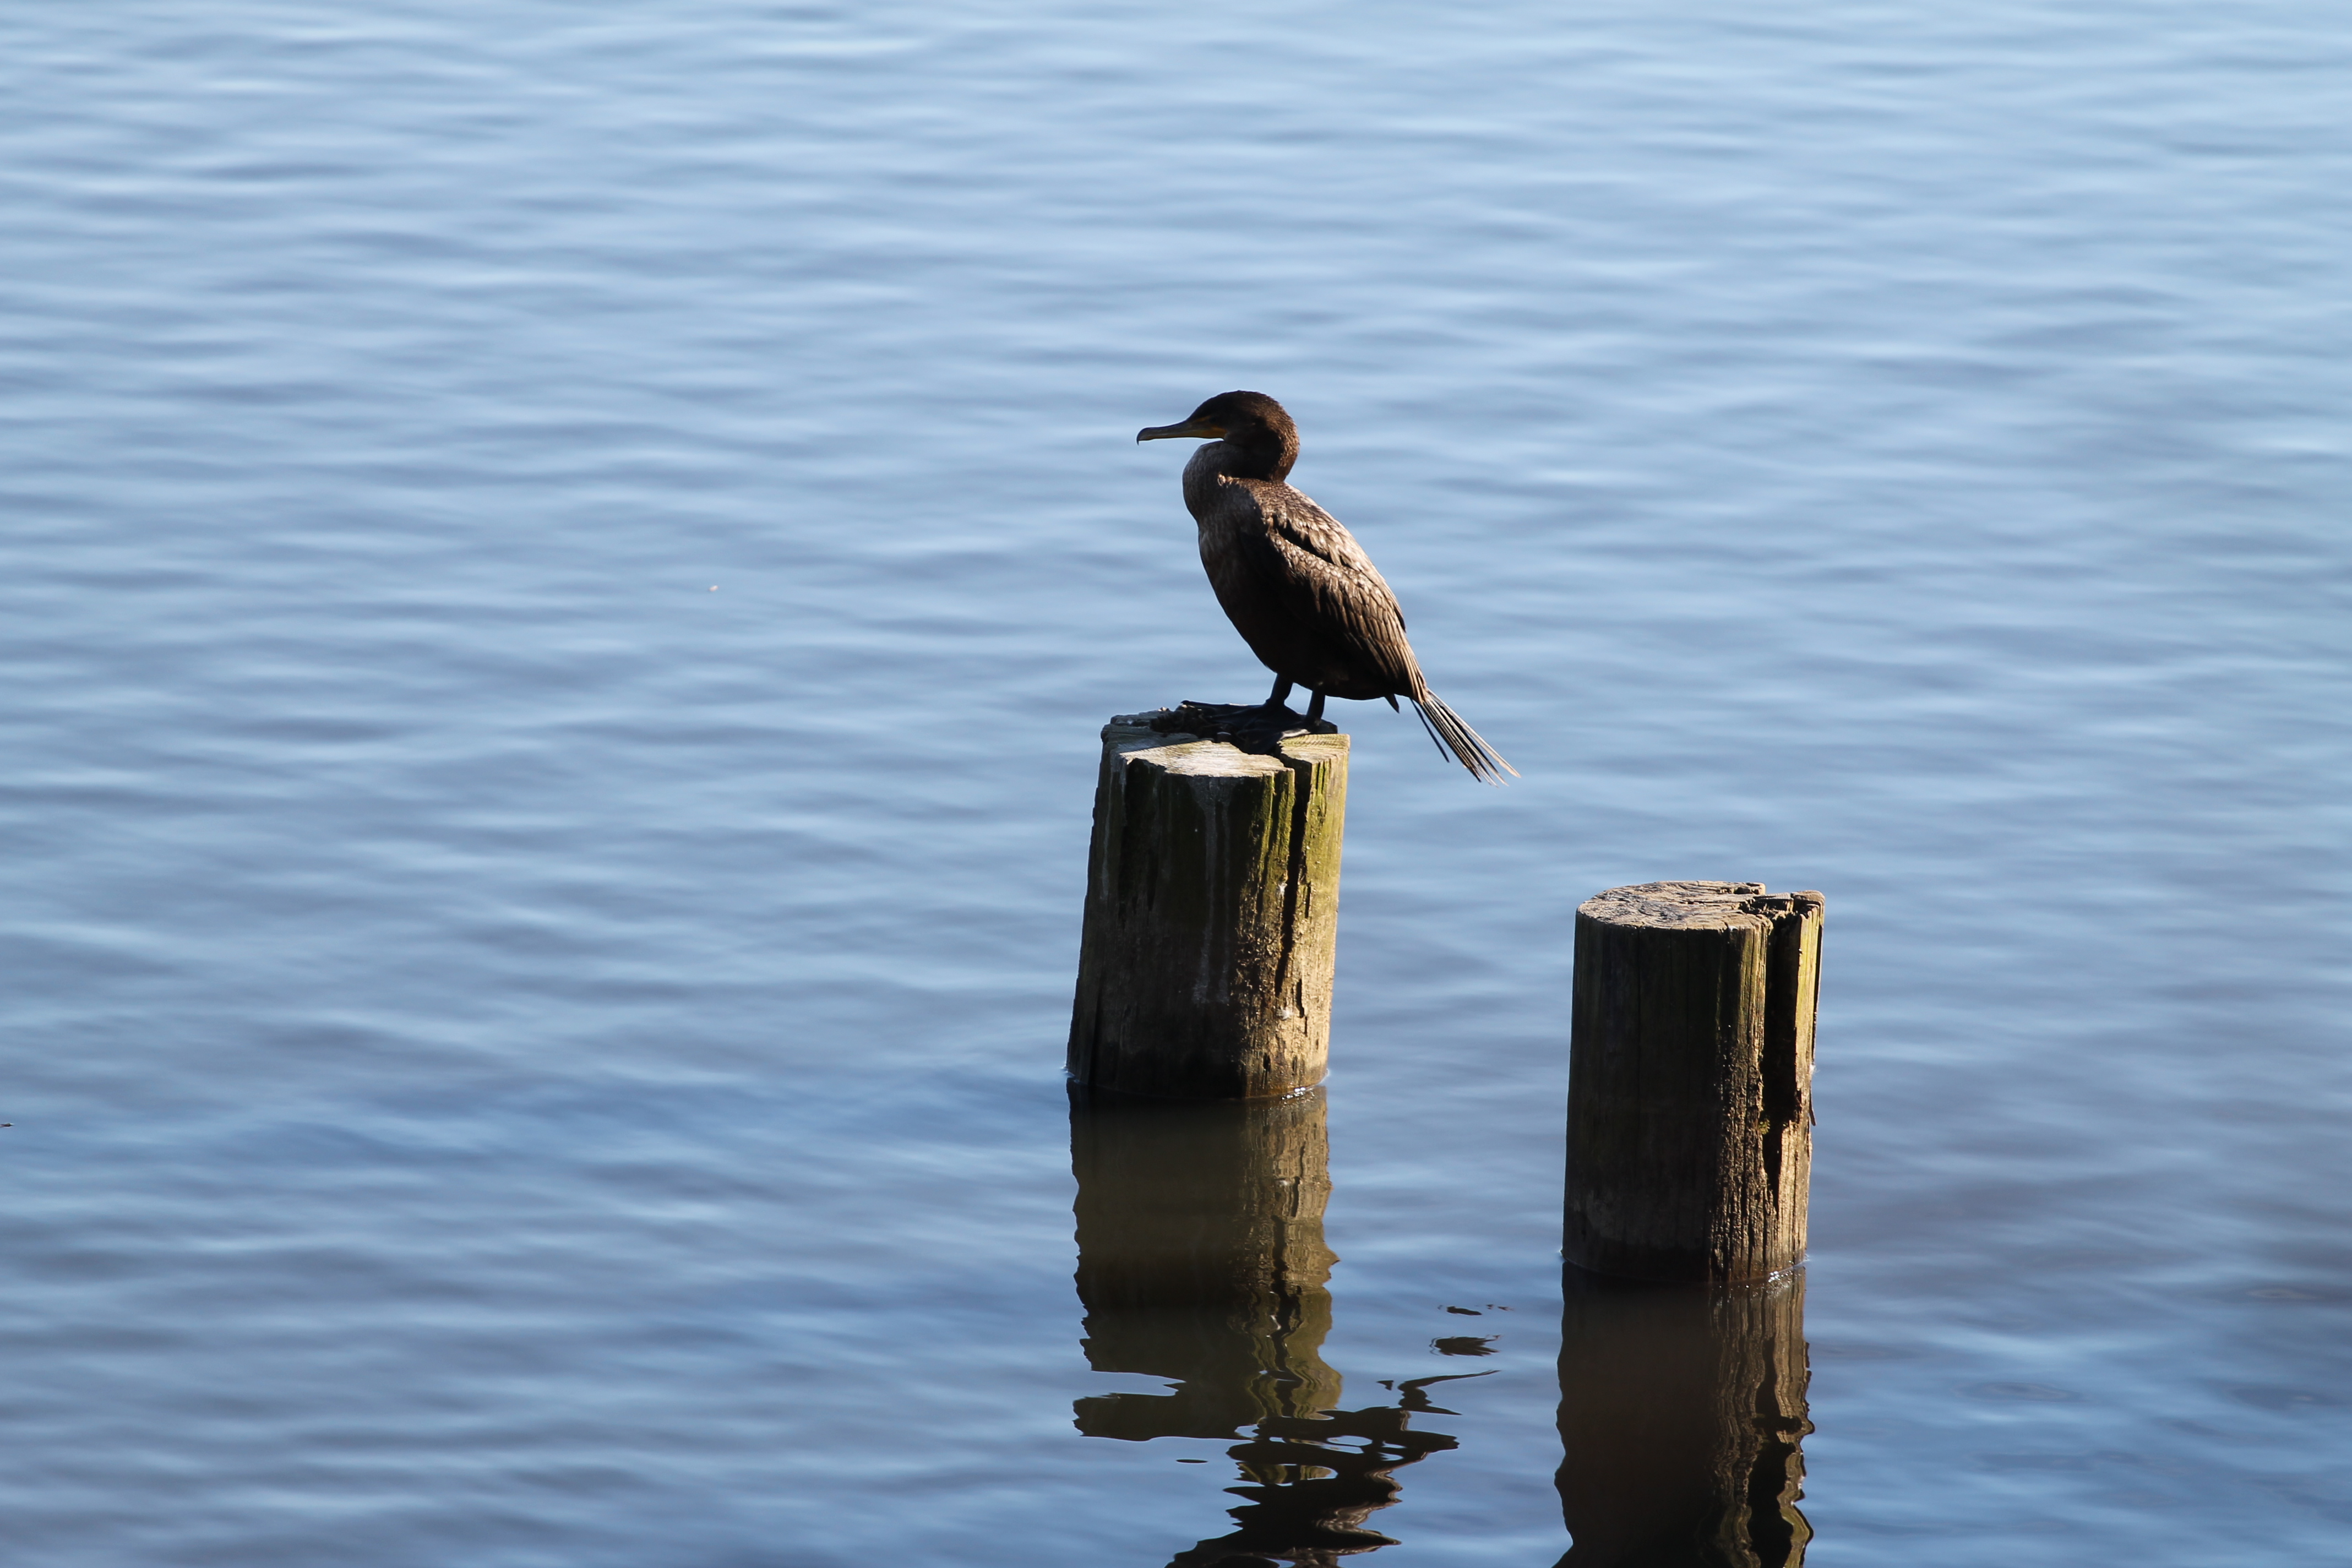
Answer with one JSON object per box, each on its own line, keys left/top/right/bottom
{"left": 2, "top": 2, "right": 2346, "bottom": 1562}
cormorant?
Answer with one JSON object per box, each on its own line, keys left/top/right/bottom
{"left": 1136, "top": 391, "right": 1515, "bottom": 784}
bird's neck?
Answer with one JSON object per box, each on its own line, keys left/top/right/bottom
{"left": 1207, "top": 426, "right": 1297, "bottom": 483}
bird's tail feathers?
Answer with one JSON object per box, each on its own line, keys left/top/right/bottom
{"left": 1412, "top": 694, "right": 1516, "bottom": 785}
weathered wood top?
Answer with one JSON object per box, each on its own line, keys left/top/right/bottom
{"left": 1578, "top": 880, "right": 1821, "bottom": 930}
{"left": 1103, "top": 714, "right": 1349, "bottom": 777}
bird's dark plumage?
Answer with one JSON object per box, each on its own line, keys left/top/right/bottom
{"left": 1136, "top": 391, "right": 1514, "bottom": 783}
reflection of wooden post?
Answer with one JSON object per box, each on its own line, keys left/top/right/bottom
{"left": 1069, "top": 1085, "right": 1343, "bottom": 1439}
{"left": 1556, "top": 1268, "right": 1812, "bottom": 1567}
{"left": 1190, "top": 1398, "right": 1457, "bottom": 1563}
{"left": 1073, "top": 1086, "right": 1473, "bottom": 1562}
{"left": 1565, "top": 882, "right": 1822, "bottom": 1283}
{"left": 1068, "top": 715, "right": 1348, "bottom": 1100}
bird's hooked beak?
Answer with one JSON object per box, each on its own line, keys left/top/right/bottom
{"left": 1136, "top": 416, "right": 1228, "bottom": 443}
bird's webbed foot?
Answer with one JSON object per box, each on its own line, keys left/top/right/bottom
{"left": 1150, "top": 700, "right": 1335, "bottom": 754}
{"left": 1226, "top": 701, "right": 1310, "bottom": 754}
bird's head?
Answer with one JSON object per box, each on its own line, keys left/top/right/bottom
{"left": 1137, "top": 390, "right": 1298, "bottom": 481}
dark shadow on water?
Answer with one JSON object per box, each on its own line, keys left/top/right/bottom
{"left": 1554, "top": 1265, "right": 1813, "bottom": 1567}
{"left": 1070, "top": 1084, "right": 1463, "bottom": 1566}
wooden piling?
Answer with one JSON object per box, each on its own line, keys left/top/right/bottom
{"left": 1068, "top": 713, "right": 1349, "bottom": 1100}
{"left": 1565, "top": 881, "right": 1823, "bottom": 1283}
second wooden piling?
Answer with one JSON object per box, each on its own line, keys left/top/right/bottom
{"left": 1565, "top": 881, "right": 1823, "bottom": 1283}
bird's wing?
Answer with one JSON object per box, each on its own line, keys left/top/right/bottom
{"left": 1239, "top": 482, "right": 1424, "bottom": 692}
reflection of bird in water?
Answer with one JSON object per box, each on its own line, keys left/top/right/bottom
{"left": 1136, "top": 391, "right": 1515, "bottom": 785}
